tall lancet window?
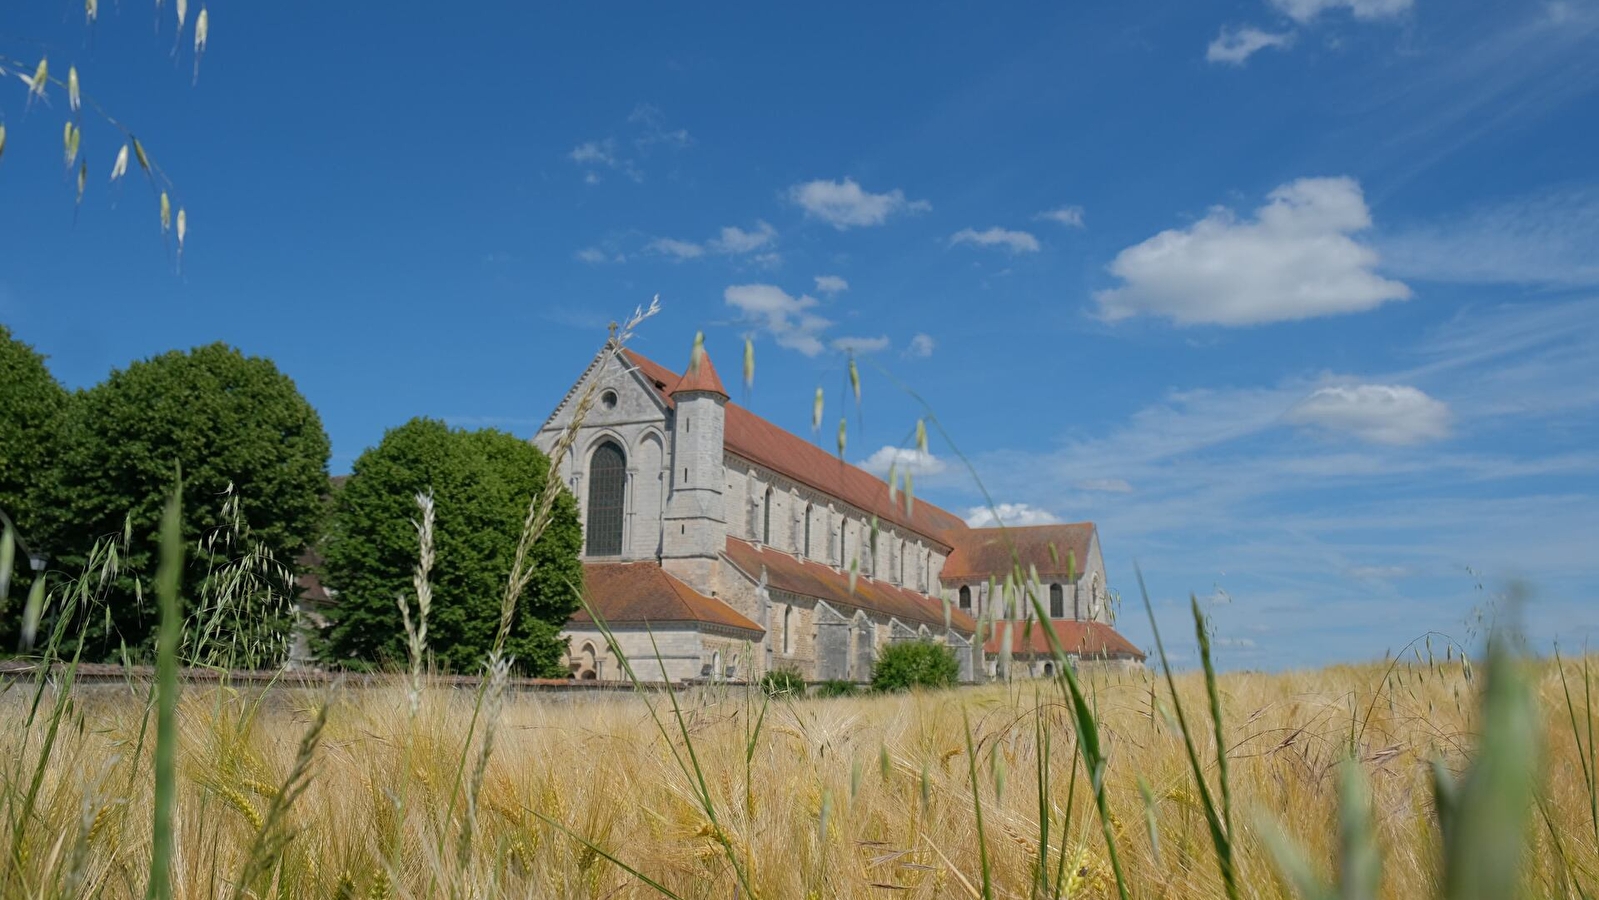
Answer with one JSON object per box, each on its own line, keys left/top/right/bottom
{"left": 585, "top": 442, "right": 626, "bottom": 556}
{"left": 804, "top": 504, "right": 813, "bottom": 558}
{"left": 763, "top": 487, "right": 774, "bottom": 545}
{"left": 1049, "top": 583, "right": 1065, "bottom": 619}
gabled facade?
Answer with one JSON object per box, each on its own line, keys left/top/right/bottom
{"left": 535, "top": 340, "right": 1144, "bottom": 683}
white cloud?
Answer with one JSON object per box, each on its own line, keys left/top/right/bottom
{"left": 951, "top": 227, "right": 1041, "bottom": 254}
{"left": 724, "top": 284, "right": 832, "bottom": 356}
{"left": 964, "top": 503, "right": 1061, "bottom": 528}
{"left": 646, "top": 237, "right": 706, "bottom": 260}
{"left": 628, "top": 103, "right": 693, "bottom": 149}
{"left": 832, "top": 335, "right": 891, "bottom": 354}
{"left": 1095, "top": 176, "right": 1412, "bottom": 326}
{"left": 1207, "top": 26, "right": 1295, "bottom": 64}
{"left": 1380, "top": 187, "right": 1599, "bottom": 287}
{"left": 1286, "top": 384, "right": 1453, "bottom": 445}
{"left": 905, "top": 333, "right": 937, "bottom": 358}
{"left": 814, "top": 275, "right": 850, "bottom": 295}
{"left": 707, "top": 220, "right": 778, "bottom": 254}
{"left": 788, "top": 178, "right": 931, "bottom": 229}
{"left": 1270, "top": 0, "right": 1413, "bottom": 23}
{"left": 1036, "top": 206, "right": 1086, "bottom": 228}
{"left": 860, "top": 446, "right": 947, "bottom": 478}
{"left": 646, "top": 221, "right": 779, "bottom": 262}
{"left": 575, "top": 247, "right": 609, "bottom": 264}
{"left": 569, "top": 140, "right": 616, "bottom": 166}
{"left": 1077, "top": 478, "right": 1134, "bottom": 493}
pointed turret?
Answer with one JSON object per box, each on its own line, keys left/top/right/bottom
{"left": 661, "top": 342, "right": 729, "bottom": 589}
{"left": 670, "top": 346, "right": 729, "bottom": 399}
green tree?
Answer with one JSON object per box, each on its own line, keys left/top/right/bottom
{"left": 319, "top": 418, "right": 582, "bottom": 676}
{"left": 0, "top": 325, "right": 68, "bottom": 548}
{"left": 871, "top": 640, "right": 960, "bottom": 692}
{"left": 45, "top": 343, "right": 329, "bottom": 660}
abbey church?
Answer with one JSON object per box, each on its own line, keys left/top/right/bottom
{"left": 537, "top": 340, "right": 1144, "bottom": 683}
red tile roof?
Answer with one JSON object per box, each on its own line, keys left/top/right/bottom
{"left": 624, "top": 348, "right": 970, "bottom": 549}
{"left": 724, "top": 538, "right": 977, "bottom": 634}
{"left": 570, "top": 562, "right": 764, "bottom": 633}
{"left": 942, "top": 523, "right": 1096, "bottom": 581}
{"left": 983, "top": 619, "right": 1145, "bottom": 661}
{"left": 670, "top": 346, "right": 729, "bottom": 398}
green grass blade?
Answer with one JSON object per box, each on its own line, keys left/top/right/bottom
{"left": 961, "top": 707, "right": 994, "bottom": 900}
{"left": 146, "top": 478, "right": 184, "bottom": 900}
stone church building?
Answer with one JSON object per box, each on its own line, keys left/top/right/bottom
{"left": 537, "top": 340, "right": 1144, "bottom": 683}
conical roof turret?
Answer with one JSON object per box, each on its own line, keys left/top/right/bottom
{"left": 670, "top": 343, "right": 729, "bottom": 399}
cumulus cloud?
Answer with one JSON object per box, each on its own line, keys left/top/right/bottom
{"left": 965, "top": 503, "right": 1061, "bottom": 528}
{"left": 1286, "top": 384, "right": 1452, "bottom": 445}
{"left": 951, "top": 226, "right": 1041, "bottom": 254}
{"left": 905, "top": 333, "right": 937, "bottom": 358}
{"left": 707, "top": 220, "right": 778, "bottom": 254}
{"left": 1036, "top": 206, "right": 1086, "bottom": 228}
{"left": 859, "top": 447, "right": 947, "bottom": 477}
{"left": 833, "top": 335, "right": 891, "bottom": 354}
{"left": 724, "top": 284, "right": 832, "bottom": 357}
{"left": 1270, "top": 0, "right": 1413, "bottom": 23}
{"left": 814, "top": 275, "right": 849, "bottom": 295}
{"left": 1207, "top": 26, "right": 1295, "bottom": 64}
{"left": 569, "top": 140, "right": 616, "bottom": 166}
{"left": 575, "top": 247, "right": 610, "bottom": 264}
{"left": 788, "top": 178, "right": 931, "bottom": 229}
{"left": 1095, "top": 176, "right": 1411, "bottom": 326}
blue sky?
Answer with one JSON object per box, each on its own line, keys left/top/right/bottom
{"left": 3, "top": 0, "right": 1596, "bottom": 670}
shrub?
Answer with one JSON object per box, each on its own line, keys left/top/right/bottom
{"left": 758, "top": 666, "right": 805, "bottom": 696}
{"left": 871, "top": 639, "right": 960, "bottom": 692}
{"left": 812, "top": 679, "right": 859, "bottom": 698}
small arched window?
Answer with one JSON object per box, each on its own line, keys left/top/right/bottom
{"left": 710, "top": 650, "right": 721, "bottom": 681}
{"left": 1043, "top": 661, "right": 1055, "bottom": 677}
{"left": 804, "top": 504, "right": 813, "bottom": 558}
{"left": 585, "top": 441, "right": 626, "bottom": 556}
{"left": 1049, "top": 583, "right": 1065, "bottom": 619}
{"left": 958, "top": 585, "right": 972, "bottom": 610}
{"left": 782, "top": 605, "right": 794, "bottom": 654}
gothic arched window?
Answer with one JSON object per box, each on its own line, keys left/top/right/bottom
{"left": 804, "top": 504, "right": 813, "bottom": 558}
{"left": 585, "top": 441, "right": 626, "bottom": 556}
{"left": 958, "top": 585, "right": 972, "bottom": 610}
{"left": 1049, "top": 583, "right": 1065, "bottom": 619}
{"left": 782, "top": 605, "right": 793, "bottom": 654}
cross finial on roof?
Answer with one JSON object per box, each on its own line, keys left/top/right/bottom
{"left": 607, "top": 321, "right": 618, "bottom": 340}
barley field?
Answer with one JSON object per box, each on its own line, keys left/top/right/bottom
{"left": 3, "top": 646, "right": 1595, "bottom": 900}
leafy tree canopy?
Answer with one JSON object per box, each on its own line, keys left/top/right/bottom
{"left": 319, "top": 418, "right": 582, "bottom": 676}
{"left": 45, "top": 343, "right": 329, "bottom": 661}
{"left": 0, "top": 325, "right": 70, "bottom": 642}
{"left": 871, "top": 640, "right": 960, "bottom": 692}
{"left": 0, "top": 324, "right": 69, "bottom": 544}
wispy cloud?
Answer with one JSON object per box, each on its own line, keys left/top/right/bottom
{"left": 1380, "top": 186, "right": 1599, "bottom": 287}
{"left": 1036, "top": 206, "right": 1086, "bottom": 228}
{"left": 1206, "top": 26, "right": 1295, "bottom": 64}
{"left": 568, "top": 104, "right": 692, "bottom": 184}
{"left": 905, "top": 333, "right": 937, "bottom": 358}
{"left": 1269, "top": 0, "right": 1412, "bottom": 23}
{"left": 1096, "top": 176, "right": 1410, "bottom": 326}
{"left": 832, "top": 335, "right": 891, "bottom": 354}
{"left": 950, "top": 226, "right": 1041, "bottom": 254}
{"left": 788, "top": 178, "right": 931, "bottom": 229}
{"left": 647, "top": 221, "right": 779, "bottom": 262}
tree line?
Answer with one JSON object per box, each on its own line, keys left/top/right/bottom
{"left": 0, "top": 324, "right": 582, "bottom": 675}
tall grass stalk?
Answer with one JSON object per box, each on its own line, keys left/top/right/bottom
{"left": 145, "top": 479, "right": 183, "bottom": 900}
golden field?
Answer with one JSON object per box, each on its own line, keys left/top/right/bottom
{"left": 2, "top": 651, "right": 1595, "bottom": 900}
